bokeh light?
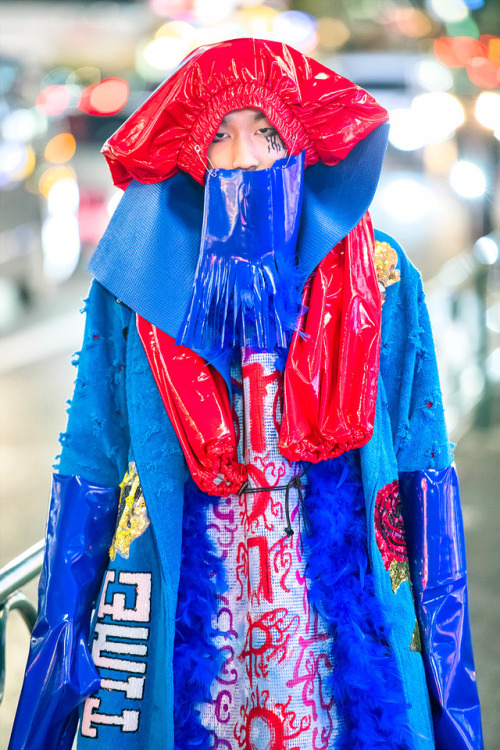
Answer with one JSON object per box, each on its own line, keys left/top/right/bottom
{"left": 273, "top": 11, "right": 318, "bottom": 53}
{"left": 38, "top": 166, "right": 77, "bottom": 199}
{"left": 416, "top": 59, "right": 454, "bottom": 91}
{"left": 317, "top": 17, "right": 350, "bottom": 50}
{"left": 379, "top": 177, "right": 435, "bottom": 223}
{"left": 78, "top": 78, "right": 129, "bottom": 116}
{"left": 0, "top": 142, "right": 30, "bottom": 188}
{"left": 143, "top": 37, "right": 189, "bottom": 71}
{"left": 427, "top": 0, "right": 469, "bottom": 23}
{"left": 434, "top": 36, "right": 486, "bottom": 68}
{"left": 473, "top": 234, "right": 499, "bottom": 264}
{"left": 389, "top": 92, "right": 464, "bottom": 151}
{"left": 194, "top": 0, "right": 236, "bottom": 25}
{"left": 44, "top": 133, "right": 76, "bottom": 164}
{"left": 10, "top": 145, "right": 36, "bottom": 182}
{"left": 466, "top": 57, "right": 500, "bottom": 88}
{"left": 449, "top": 161, "right": 487, "bottom": 198}
{"left": 475, "top": 91, "right": 500, "bottom": 130}
{"left": 235, "top": 5, "right": 278, "bottom": 36}
{"left": 386, "top": 8, "right": 433, "bottom": 38}
{"left": 1, "top": 109, "right": 47, "bottom": 143}
{"left": 35, "top": 85, "right": 71, "bottom": 117}
{"left": 424, "top": 140, "right": 458, "bottom": 175}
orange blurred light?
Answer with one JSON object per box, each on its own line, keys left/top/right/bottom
{"left": 483, "top": 36, "right": 500, "bottom": 66}
{"left": 388, "top": 8, "right": 433, "bottom": 38}
{"left": 78, "top": 78, "right": 129, "bottom": 116}
{"left": 44, "top": 133, "right": 76, "bottom": 164}
{"left": 434, "top": 36, "right": 486, "bottom": 67}
{"left": 39, "top": 166, "right": 76, "bottom": 198}
{"left": 467, "top": 57, "right": 500, "bottom": 88}
{"left": 35, "top": 85, "right": 71, "bottom": 117}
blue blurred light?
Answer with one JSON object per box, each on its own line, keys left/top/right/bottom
{"left": 464, "top": 0, "right": 483, "bottom": 8}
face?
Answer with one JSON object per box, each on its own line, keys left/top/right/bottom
{"left": 206, "top": 107, "right": 287, "bottom": 171}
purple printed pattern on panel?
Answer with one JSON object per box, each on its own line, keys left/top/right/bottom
{"left": 200, "top": 349, "right": 340, "bottom": 749}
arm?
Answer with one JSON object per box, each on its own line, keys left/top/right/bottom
{"left": 378, "top": 232, "right": 483, "bottom": 750}
{"left": 9, "top": 281, "right": 130, "bottom": 750}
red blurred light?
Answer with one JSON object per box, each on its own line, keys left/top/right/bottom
{"left": 35, "top": 85, "right": 71, "bottom": 117}
{"left": 434, "top": 37, "right": 487, "bottom": 68}
{"left": 78, "top": 78, "right": 129, "bottom": 117}
{"left": 467, "top": 57, "right": 500, "bottom": 88}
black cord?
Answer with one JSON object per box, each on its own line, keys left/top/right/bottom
{"left": 238, "top": 463, "right": 312, "bottom": 538}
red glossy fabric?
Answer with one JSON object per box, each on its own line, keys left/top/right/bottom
{"left": 279, "top": 213, "right": 381, "bottom": 462}
{"left": 136, "top": 316, "right": 247, "bottom": 497}
{"left": 137, "top": 215, "right": 380, "bottom": 494}
{"left": 102, "top": 38, "right": 388, "bottom": 188}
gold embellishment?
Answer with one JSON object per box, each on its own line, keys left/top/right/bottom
{"left": 374, "top": 240, "right": 400, "bottom": 304}
{"left": 410, "top": 620, "right": 422, "bottom": 653}
{"left": 389, "top": 558, "right": 411, "bottom": 594}
{"left": 110, "top": 462, "right": 150, "bottom": 560}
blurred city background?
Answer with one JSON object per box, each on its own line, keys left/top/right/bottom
{"left": 0, "top": 0, "right": 499, "bottom": 746}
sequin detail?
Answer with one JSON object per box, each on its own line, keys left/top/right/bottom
{"left": 374, "top": 240, "right": 400, "bottom": 304}
{"left": 410, "top": 620, "right": 422, "bottom": 653}
{"left": 389, "top": 559, "right": 411, "bottom": 595}
{"left": 109, "top": 462, "right": 150, "bottom": 560}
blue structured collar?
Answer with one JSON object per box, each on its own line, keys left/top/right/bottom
{"left": 89, "top": 122, "right": 389, "bottom": 382}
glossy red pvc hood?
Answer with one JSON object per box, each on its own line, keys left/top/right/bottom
{"left": 137, "top": 315, "right": 247, "bottom": 497}
{"left": 102, "top": 38, "right": 389, "bottom": 187}
{"left": 279, "top": 213, "right": 381, "bottom": 462}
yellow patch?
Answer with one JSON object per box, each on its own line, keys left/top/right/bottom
{"left": 374, "top": 240, "right": 401, "bottom": 304}
{"left": 109, "top": 462, "right": 150, "bottom": 560}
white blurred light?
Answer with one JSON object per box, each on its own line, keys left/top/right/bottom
{"left": 473, "top": 235, "right": 499, "bottom": 265}
{"left": 0, "top": 142, "right": 28, "bottom": 186}
{"left": 449, "top": 161, "right": 487, "bottom": 199}
{"left": 486, "top": 303, "right": 500, "bottom": 333}
{"left": 389, "top": 108, "right": 427, "bottom": 151}
{"left": 47, "top": 178, "right": 80, "bottom": 216}
{"left": 143, "top": 37, "right": 189, "bottom": 70}
{"left": 412, "top": 92, "right": 465, "bottom": 142}
{"left": 42, "top": 215, "right": 81, "bottom": 283}
{"left": 273, "top": 11, "right": 317, "bottom": 45}
{"left": 486, "top": 348, "right": 500, "bottom": 382}
{"left": 378, "top": 178, "right": 435, "bottom": 223}
{"left": 389, "top": 93, "right": 464, "bottom": 151}
{"left": 194, "top": 0, "right": 236, "bottom": 25}
{"left": 1, "top": 109, "right": 47, "bottom": 143}
{"left": 427, "top": 0, "right": 469, "bottom": 22}
{"left": 107, "top": 191, "right": 123, "bottom": 216}
{"left": 416, "top": 60, "right": 453, "bottom": 92}
{"left": 475, "top": 91, "right": 500, "bottom": 131}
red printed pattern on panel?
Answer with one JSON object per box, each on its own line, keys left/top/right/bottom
{"left": 200, "top": 350, "right": 339, "bottom": 748}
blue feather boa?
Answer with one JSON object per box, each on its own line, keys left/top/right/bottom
{"left": 302, "top": 454, "right": 413, "bottom": 749}
{"left": 173, "top": 479, "right": 226, "bottom": 749}
{"left": 172, "top": 458, "right": 414, "bottom": 748}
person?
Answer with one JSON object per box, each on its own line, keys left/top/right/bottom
{"left": 9, "top": 38, "right": 483, "bottom": 750}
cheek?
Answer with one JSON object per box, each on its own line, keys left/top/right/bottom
{"left": 261, "top": 134, "right": 287, "bottom": 164}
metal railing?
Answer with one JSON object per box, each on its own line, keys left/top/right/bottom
{"left": 0, "top": 539, "right": 44, "bottom": 703}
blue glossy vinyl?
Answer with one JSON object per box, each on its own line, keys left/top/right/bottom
{"left": 399, "top": 467, "right": 483, "bottom": 750}
{"left": 9, "top": 474, "right": 118, "bottom": 750}
{"left": 177, "top": 153, "right": 304, "bottom": 351}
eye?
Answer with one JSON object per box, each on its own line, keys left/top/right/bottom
{"left": 212, "top": 132, "right": 228, "bottom": 142}
{"left": 258, "top": 127, "right": 277, "bottom": 135}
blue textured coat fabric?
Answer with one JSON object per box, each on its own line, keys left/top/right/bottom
{"left": 52, "top": 229, "right": 448, "bottom": 749}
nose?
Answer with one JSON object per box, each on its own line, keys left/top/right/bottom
{"left": 231, "top": 135, "right": 259, "bottom": 170}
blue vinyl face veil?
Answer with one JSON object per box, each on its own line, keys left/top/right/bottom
{"left": 176, "top": 152, "right": 305, "bottom": 352}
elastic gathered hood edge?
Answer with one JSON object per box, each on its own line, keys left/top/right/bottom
{"left": 102, "top": 37, "right": 389, "bottom": 187}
